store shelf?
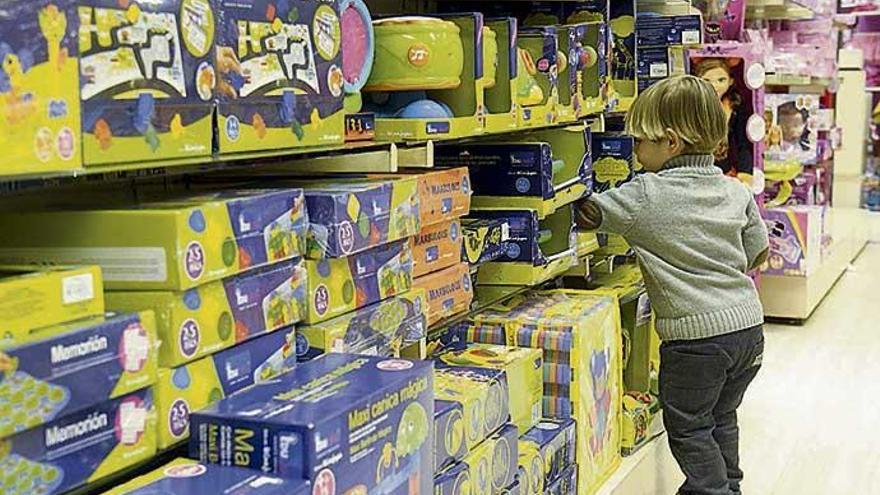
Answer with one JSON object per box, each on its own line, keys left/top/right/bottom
{"left": 595, "top": 429, "right": 678, "bottom": 495}
{"left": 746, "top": 0, "right": 817, "bottom": 20}
{"left": 63, "top": 445, "right": 185, "bottom": 495}
{"left": 427, "top": 284, "right": 532, "bottom": 341}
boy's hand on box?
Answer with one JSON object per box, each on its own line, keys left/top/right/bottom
{"left": 575, "top": 199, "right": 603, "bottom": 230}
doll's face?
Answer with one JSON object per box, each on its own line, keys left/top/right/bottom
{"left": 700, "top": 67, "right": 733, "bottom": 99}
{"left": 779, "top": 110, "right": 806, "bottom": 143}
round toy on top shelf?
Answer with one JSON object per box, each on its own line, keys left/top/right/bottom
{"left": 339, "top": 0, "right": 375, "bottom": 113}
{"left": 365, "top": 16, "right": 465, "bottom": 92}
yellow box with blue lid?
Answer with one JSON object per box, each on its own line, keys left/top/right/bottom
{"left": 104, "top": 458, "right": 309, "bottom": 495}
{"left": 438, "top": 343, "right": 543, "bottom": 434}
{"left": 296, "top": 290, "right": 427, "bottom": 362}
{"left": 434, "top": 423, "right": 518, "bottom": 495}
{"left": 517, "top": 418, "right": 576, "bottom": 495}
{"left": 0, "top": 189, "right": 308, "bottom": 291}
{"left": 0, "top": 311, "right": 157, "bottom": 439}
{"left": 434, "top": 399, "right": 467, "bottom": 473}
{"left": 433, "top": 364, "right": 510, "bottom": 452}
{"left": 107, "top": 258, "right": 306, "bottom": 367}
{"left": 0, "top": 265, "right": 104, "bottom": 342}
{"left": 154, "top": 326, "right": 297, "bottom": 449}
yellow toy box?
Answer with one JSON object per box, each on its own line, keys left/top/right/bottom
{"left": 0, "top": 265, "right": 104, "bottom": 342}
{"left": 414, "top": 262, "right": 473, "bottom": 327}
{"left": 0, "top": 0, "right": 82, "bottom": 176}
{"left": 434, "top": 365, "right": 510, "bottom": 452}
{"left": 517, "top": 418, "right": 576, "bottom": 495}
{"left": 370, "top": 167, "right": 472, "bottom": 227}
{"left": 412, "top": 220, "right": 463, "bottom": 278}
{"left": 434, "top": 423, "right": 519, "bottom": 495}
{"left": 106, "top": 259, "right": 306, "bottom": 367}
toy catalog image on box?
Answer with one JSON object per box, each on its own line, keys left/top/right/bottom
{"left": 764, "top": 93, "right": 820, "bottom": 166}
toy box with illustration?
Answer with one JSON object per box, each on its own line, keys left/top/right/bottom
{"left": 434, "top": 461, "right": 469, "bottom": 495}
{"left": 392, "top": 167, "right": 471, "bottom": 226}
{"left": 636, "top": 14, "right": 702, "bottom": 47}
{"left": 434, "top": 399, "right": 467, "bottom": 473}
{"left": 302, "top": 178, "right": 420, "bottom": 258}
{"left": 469, "top": 207, "right": 576, "bottom": 267}
{"left": 555, "top": 24, "right": 588, "bottom": 122}
{"left": 764, "top": 93, "right": 820, "bottom": 165}
{"left": 592, "top": 133, "right": 636, "bottom": 193}
{"left": 190, "top": 354, "right": 433, "bottom": 495}
{"left": 621, "top": 392, "right": 661, "bottom": 456}
{"left": 462, "top": 217, "right": 509, "bottom": 266}
{"left": 438, "top": 343, "right": 543, "bottom": 434}
{"left": 303, "top": 240, "right": 413, "bottom": 324}
{"left": 0, "top": 189, "right": 308, "bottom": 291}
{"left": 762, "top": 206, "right": 824, "bottom": 277}
{"left": 517, "top": 419, "right": 576, "bottom": 495}
{"left": 1, "top": 388, "right": 156, "bottom": 495}
{"left": 609, "top": 0, "right": 637, "bottom": 110}
{"left": 107, "top": 259, "right": 306, "bottom": 367}
{"left": 544, "top": 463, "right": 577, "bottom": 495}
{"left": 413, "top": 262, "right": 473, "bottom": 326}
{"left": 435, "top": 423, "right": 519, "bottom": 495}
{"left": 154, "top": 326, "right": 297, "bottom": 449}
{"left": 433, "top": 364, "right": 510, "bottom": 451}
{"left": 105, "top": 458, "right": 309, "bottom": 495}
{"left": 484, "top": 18, "right": 520, "bottom": 133}
{"left": 412, "top": 220, "right": 463, "bottom": 277}
{"left": 0, "top": 311, "right": 157, "bottom": 438}
{"left": 296, "top": 290, "right": 427, "bottom": 362}
{"left": 0, "top": 265, "right": 104, "bottom": 342}
{"left": 78, "top": 0, "right": 214, "bottom": 165}
{"left": 215, "top": 0, "right": 345, "bottom": 155}
{"left": 516, "top": 27, "right": 559, "bottom": 127}
{"left": 0, "top": 0, "right": 82, "bottom": 176}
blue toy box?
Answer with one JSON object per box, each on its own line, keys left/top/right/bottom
{"left": 433, "top": 364, "right": 510, "bottom": 452}
{"left": 462, "top": 218, "right": 509, "bottom": 266}
{"left": 467, "top": 208, "right": 575, "bottom": 267}
{"left": 434, "top": 399, "right": 467, "bottom": 474}
{"left": 518, "top": 419, "right": 576, "bottom": 495}
{"left": 0, "top": 311, "right": 158, "bottom": 439}
{"left": 190, "top": 354, "right": 434, "bottom": 495}
{"left": 0, "top": 388, "right": 157, "bottom": 495}
{"left": 545, "top": 463, "right": 577, "bottom": 495}
{"left": 434, "top": 423, "right": 519, "bottom": 495}
{"left": 105, "top": 458, "right": 309, "bottom": 495}
{"left": 591, "top": 134, "right": 636, "bottom": 193}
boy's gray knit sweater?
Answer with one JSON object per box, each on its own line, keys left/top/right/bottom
{"left": 592, "top": 154, "right": 769, "bottom": 341}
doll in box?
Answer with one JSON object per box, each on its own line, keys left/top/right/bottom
{"left": 776, "top": 101, "right": 812, "bottom": 153}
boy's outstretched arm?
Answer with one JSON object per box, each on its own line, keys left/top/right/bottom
{"left": 742, "top": 197, "right": 770, "bottom": 271}
{"left": 574, "top": 178, "right": 647, "bottom": 235}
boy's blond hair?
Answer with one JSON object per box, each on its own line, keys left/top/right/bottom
{"left": 625, "top": 75, "right": 728, "bottom": 154}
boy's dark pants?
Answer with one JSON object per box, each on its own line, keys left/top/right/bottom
{"left": 660, "top": 325, "right": 764, "bottom": 495}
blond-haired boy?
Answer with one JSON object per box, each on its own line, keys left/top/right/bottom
{"left": 576, "top": 75, "right": 769, "bottom": 495}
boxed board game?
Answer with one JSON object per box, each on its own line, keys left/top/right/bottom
{"left": 0, "top": 265, "right": 104, "bottom": 342}
{"left": 517, "top": 419, "right": 576, "bottom": 495}
{"left": 297, "top": 290, "right": 427, "bottom": 362}
{"left": 434, "top": 399, "right": 467, "bottom": 473}
{"left": 438, "top": 343, "right": 543, "bottom": 434}
{"left": 0, "top": 388, "right": 156, "bottom": 495}
{"left": 104, "top": 458, "right": 309, "bottom": 495}
{"left": 0, "top": 189, "right": 308, "bottom": 291}
{"left": 107, "top": 258, "right": 306, "bottom": 367}
{"left": 367, "top": 168, "right": 472, "bottom": 227}
{"left": 303, "top": 240, "right": 414, "bottom": 324}
{"left": 433, "top": 365, "right": 510, "bottom": 452}
{"left": 591, "top": 133, "right": 636, "bottom": 193}
{"left": 468, "top": 207, "right": 576, "bottom": 267}
{"left": 412, "top": 219, "right": 463, "bottom": 277}
{"left": 434, "top": 423, "right": 518, "bottom": 495}
{"left": 154, "top": 326, "right": 298, "bottom": 449}
{"left": 0, "top": 0, "right": 83, "bottom": 176}
{"left": 413, "top": 262, "right": 474, "bottom": 327}
{"left": 462, "top": 217, "right": 509, "bottom": 266}
{"left": 78, "top": 0, "right": 214, "bottom": 165}
{"left": 0, "top": 311, "right": 157, "bottom": 438}
{"left": 215, "top": 0, "right": 345, "bottom": 155}
{"left": 190, "top": 354, "right": 433, "bottom": 495}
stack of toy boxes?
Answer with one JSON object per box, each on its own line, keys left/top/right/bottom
{"left": 190, "top": 353, "right": 434, "bottom": 494}
{"left": 456, "top": 290, "right": 623, "bottom": 495}
{"left": 0, "top": 189, "right": 310, "bottom": 453}
{"left": 517, "top": 418, "right": 577, "bottom": 495}
{"left": 635, "top": 12, "right": 702, "bottom": 92}
{"left": 0, "top": 265, "right": 163, "bottom": 494}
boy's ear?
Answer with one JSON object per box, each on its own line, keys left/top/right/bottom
{"left": 664, "top": 128, "right": 685, "bottom": 153}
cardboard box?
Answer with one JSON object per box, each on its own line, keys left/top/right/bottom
{"left": 297, "top": 290, "right": 428, "bottom": 362}
{"left": 1, "top": 388, "right": 156, "bottom": 495}
{"left": 434, "top": 399, "right": 467, "bottom": 473}
{"left": 375, "top": 168, "right": 471, "bottom": 226}
{"left": 762, "top": 206, "right": 824, "bottom": 277}
{"left": 413, "top": 220, "right": 464, "bottom": 277}
{"left": 0, "top": 265, "right": 104, "bottom": 342}
{"left": 78, "top": 0, "right": 213, "bottom": 165}
{"left": 518, "top": 419, "right": 576, "bottom": 495}
{"left": 621, "top": 392, "right": 661, "bottom": 456}
{"left": 414, "top": 263, "right": 474, "bottom": 326}
{"left": 104, "top": 458, "right": 309, "bottom": 495}
{"left": 438, "top": 343, "right": 543, "bottom": 434}
{"left": 0, "top": 311, "right": 157, "bottom": 438}
{"left": 545, "top": 463, "right": 577, "bottom": 495}
{"left": 215, "top": 0, "right": 344, "bottom": 154}
{"left": 107, "top": 259, "right": 306, "bottom": 367}
{"left": 468, "top": 207, "right": 576, "bottom": 267}
{"left": 154, "top": 326, "right": 297, "bottom": 449}
{"left": 462, "top": 217, "right": 510, "bottom": 266}
{"left": 434, "top": 460, "right": 469, "bottom": 495}
{"left": 303, "top": 240, "right": 414, "bottom": 324}
{"left": 609, "top": 0, "right": 637, "bottom": 110}
{"left": 434, "top": 423, "right": 519, "bottom": 495}
{"left": 764, "top": 93, "right": 821, "bottom": 166}
{"left": 592, "top": 134, "right": 636, "bottom": 193}
{"left": 433, "top": 365, "right": 510, "bottom": 452}
{"left": 190, "top": 354, "right": 433, "bottom": 495}
{"left": 0, "top": 0, "right": 82, "bottom": 175}
{"left": 636, "top": 14, "right": 703, "bottom": 46}
{"left": 0, "top": 189, "right": 308, "bottom": 291}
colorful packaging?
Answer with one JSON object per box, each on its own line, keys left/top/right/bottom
{"left": 78, "top": 0, "right": 214, "bottom": 165}
{"left": 434, "top": 423, "right": 519, "bottom": 495}
{"left": 762, "top": 206, "right": 824, "bottom": 277}
{"left": 0, "top": 388, "right": 156, "bottom": 495}
{"left": 303, "top": 240, "right": 414, "bottom": 324}
{"left": 609, "top": 0, "right": 637, "bottom": 110}
{"left": 154, "top": 326, "right": 297, "bottom": 449}
{"left": 462, "top": 218, "right": 509, "bottom": 266}
{"left": 105, "top": 458, "right": 309, "bottom": 495}
{"left": 518, "top": 419, "right": 576, "bottom": 495}
{"left": 468, "top": 208, "right": 575, "bottom": 267}
{"left": 544, "top": 463, "right": 577, "bottom": 495}
{"left": 369, "top": 168, "right": 472, "bottom": 226}
{"left": 0, "top": 189, "right": 308, "bottom": 291}
{"left": 433, "top": 365, "right": 510, "bottom": 451}
{"left": 591, "top": 134, "right": 636, "bottom": 193}
{"left": 297, "top": 290, "right": 427, "bottom": 362}
{"left": 414, "top": 262, "right": 474, "bottom": 326}
{"left": 0, "top": 312, "right": 157, "bottom": 438}
{"left": 413, "top": 220, "right": 464, "bottom": 277}
{"left": 438, "top": 343, "right": 543, "bottom": 434}
{"left": 434, "top": 399, "right": 467, "bottom": 474}
{"left": 0, "top": 265, "right": 104, "bottom": 342}
{"left": 517, "top": 27, "right": 559, "bottom": 127}
{"left": 215, "top": 0, "right": 344, "bottom": 154}
{"left": 107, "top": 259, "right": 306, "bottom": 367}
{"left": 0, "top": 0, "right": 82, "bottom": 175}
{"left": 764, "top": 93, "right": 820, "bottom": 165}
{"left": 636, "top": 14, "right": 702, "bottom": 47}
{"left": 621, "top": 392, "right": 661, "bottom": 456}
{"left": 190, "top": 354, "right": 433, "bottom": 495}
